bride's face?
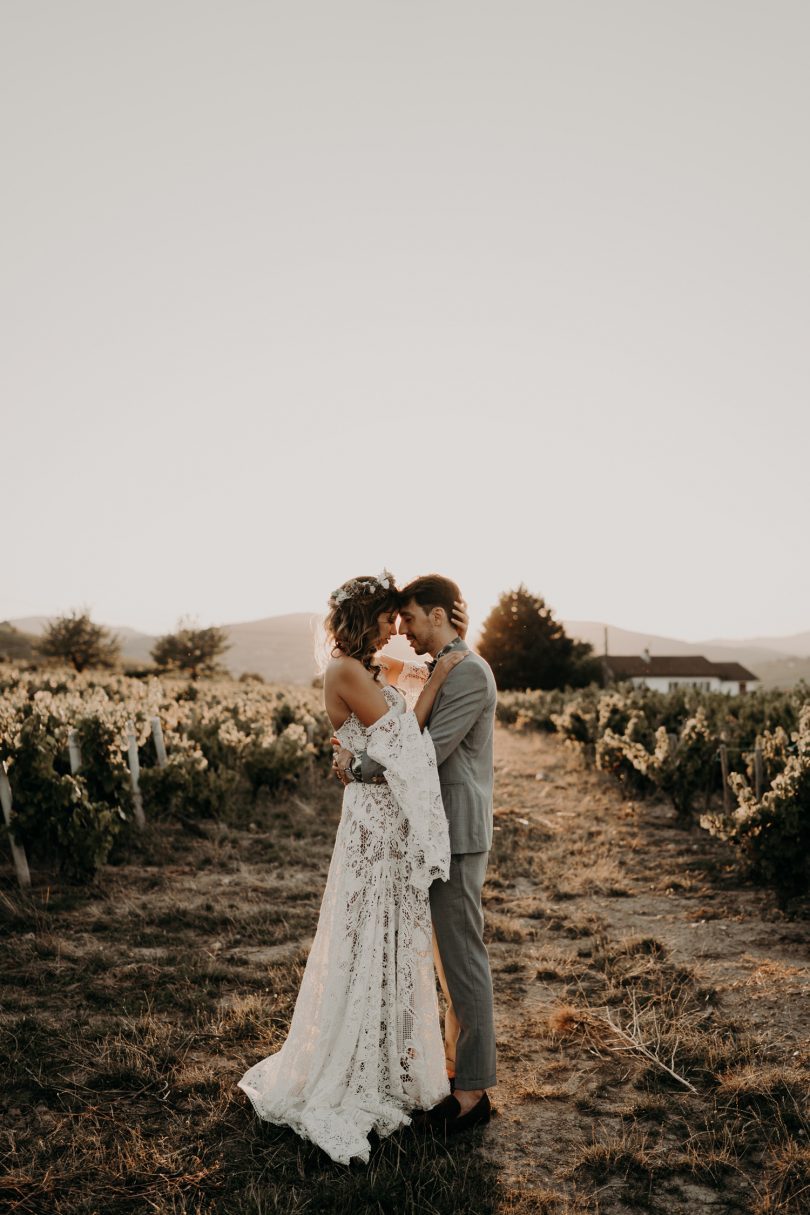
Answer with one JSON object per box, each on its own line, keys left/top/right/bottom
{"left": 375, "top": 610, "right": 398, "bottom": 649}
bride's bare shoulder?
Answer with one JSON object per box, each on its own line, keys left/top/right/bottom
{"left": 324, "top": 655, "right": 371, "bottom": 688}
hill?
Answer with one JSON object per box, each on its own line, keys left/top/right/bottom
{"left": 750, "top": 655, "right": 810, "bottom": 690}
{"left": 8, "top": 617, "right": 157, "bottom": 664}
{"left": 8, "top": 614, "right": 808, "bottom": 687}
{"left": 703, "top": 629, "right": 810, "bottom": 659}
{"left": 8, "top": 615, "right": 323, "bottom": 682}
{"left": 7, "top": 614, "right": 426, "bottom": 683}
{"left": 563, "top": 620, "right": 800, "bottom": 673}
{"left": 0, "top": 621, "right": 37, "bottom": 661}
{"left": 222, "top": 613, "right": 323, "bottom": 684}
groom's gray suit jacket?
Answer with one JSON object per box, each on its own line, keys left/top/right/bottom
{"left": 360, "top": 638, "right": 498, "bottom": 854}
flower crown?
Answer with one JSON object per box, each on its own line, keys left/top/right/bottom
{"left": 329, "top": 569, "right": 396, "bottom": 608}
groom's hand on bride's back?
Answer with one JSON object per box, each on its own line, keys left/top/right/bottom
{"left": 331, "top": 742, "right": 354, "bottom": 785}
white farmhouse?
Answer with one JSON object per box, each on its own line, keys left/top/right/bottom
{"left": 604, "top": 652, "right": 758, "bottom": 695}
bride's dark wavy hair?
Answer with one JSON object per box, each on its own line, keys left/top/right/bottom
{"left": 324, "top": 575, "right": 400, "bottom": 681}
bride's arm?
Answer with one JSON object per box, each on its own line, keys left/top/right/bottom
{"left": 335, "top": 652, "right": 469, "bottom": 784}
{"left": 338, "top": 651, "right": 467, "bottom": 733}
{"left": 377, "top": 599, "right": 469, "bottom": 688}
{"left": 375, "top": 656, "right": 406, "bottom": 684}
{"left": 378, "top": 656, "right": 430, "bottom": 714}
{"left": 411, "top": 651, "right": 467, "bottom": 730}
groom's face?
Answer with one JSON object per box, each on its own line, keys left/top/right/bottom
{"left": 397, "top": 599, "right": 435, "bottom": 656}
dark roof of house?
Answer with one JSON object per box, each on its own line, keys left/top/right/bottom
{"left": 604, "top": 655, "right": 758, "bottom": 681}
{"left": 708, "top": 661, "right": 760, "bottom": 681}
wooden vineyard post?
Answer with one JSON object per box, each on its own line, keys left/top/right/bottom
{"left": 0, "top": 762, "right": 31, "bottom": 889}
{"left": 68, "top": 728, "right": 82, "bottom": 774}
{"left": 151, "top": 716, "right": 167, "bottom": 768}
{"left": 754, "top": 743, "right": 764, "bottom": 800}
{"left": 719, "top": 744, "right": 731, "bottom": 813}
{"left": 125, "top": 721, "right": 146, "bottom": 828}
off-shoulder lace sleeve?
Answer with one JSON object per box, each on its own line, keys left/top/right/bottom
{"left": 395, "top": 660, "right": 431, "bottom": 711}
{"left": 365, "top": 707, "right": 450, "bottom": 890}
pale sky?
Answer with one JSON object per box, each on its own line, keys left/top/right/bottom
{"left": 3, "top": 1, "right": 808, "bottom": 643}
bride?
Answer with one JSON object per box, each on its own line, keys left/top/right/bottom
{"left": 237, "top": 570, "right": 468, "bottom": 1164}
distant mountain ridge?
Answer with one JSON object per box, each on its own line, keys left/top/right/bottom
{"left": 703, "top": 630, "right": 810, "bottom": 659}
{"left": 7, "top": 613, "right": 323, "bottom": 685}
{"left": 0, "top": 621, "right": 38, "bottom": 661}
{"left": 562, "top": 621, "right": 810, "bottom": 668}
{"left": 563, "top": 621, "right": 810, "bottom": 691}
{"left": 6, "top": 614, "right": 810, "bottom": 689}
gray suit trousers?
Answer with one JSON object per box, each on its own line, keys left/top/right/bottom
{"left": 429, "top": 851, "right": 497, "bottom": 1090}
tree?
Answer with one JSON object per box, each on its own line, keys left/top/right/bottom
{"left": 38, "top": 609, "right": 121, "bottom": 672}
{"left": 477, "top": 585, "right": 602, "bottom": 691}
{"left": 151, "top": 618, "right": 230, "bottom": 680}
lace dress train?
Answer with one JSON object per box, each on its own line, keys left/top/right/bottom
{"left": 237, "top": 687, "right": 450, "bottom": 1164}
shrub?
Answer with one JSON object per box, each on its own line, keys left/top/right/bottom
{"left": 242, "top": 724, "right": 314, "bottom": 797}
{"left": 496, "top": 689, "right": 564, "bottom": 732}
{"left": 0, "top": 710, "right": 128, "bottom": 880}
{"left": 656, "top": 710, "right": 718, "bottom": 817}
{"left": 0, "top": 663, "right": 332, "bottom": 877}
{"left": 595, "top": 729, "right": 657, "bottom": 798}
{"left": 552, "top": 689, "right": 600, "bottom": 752}
{"left": 151, "top": 620, "right": 230, "bottom": 680}
{"left": 743, "top": 726, "right": 792, "bottom": 790}
{"left": 498, "top": 680, "right": 810, "bottom": 897}
{"left": 37, "top": 609, "right": 120, "bottom": 672}
{"left": 702, "top": 705, "right": 810, "bottom": 899}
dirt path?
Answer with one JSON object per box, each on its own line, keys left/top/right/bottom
{"left": 479, "top": 725, "right": 809, "bottom": 1213}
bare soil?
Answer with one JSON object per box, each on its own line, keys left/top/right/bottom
{"left": 0, "top": 726, "right": 807, "bottom": 1214}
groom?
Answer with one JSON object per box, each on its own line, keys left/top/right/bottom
{"left": 339, "top": 574, "right": 498, "bottom": 1134}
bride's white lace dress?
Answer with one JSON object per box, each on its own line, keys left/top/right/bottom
{"left": 237, "top": 684, "right": 451, "bottom": 1165}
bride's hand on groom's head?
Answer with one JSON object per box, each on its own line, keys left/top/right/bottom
{"left": 451, "top": 599, "right": 468, "bottom": 640}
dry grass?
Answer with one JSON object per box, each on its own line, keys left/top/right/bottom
{"left": 755, "top": 1141, "right": 810, "bottom": 1214}
{"left": 538, "top": 949, "right": 810, "bottom": 1211}
{"left": 550, "top": 853, "right": 631, "bottom": 900}
{"left": 568, "top": 1123, "right": 662, "bottom": 1185}
{"left": 485, "top": 912, "right": 536, "bottom": 944}
{"left": 715, "top": 1063, "right": 808, "bottom": 1130}
{"left": 0, "top": 777, "right": 503, "bottom": 1215}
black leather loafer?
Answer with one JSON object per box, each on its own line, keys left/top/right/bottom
{"left": 447, "top": 1091, "right": 490, "bottom": 1135}
{"left": 423, "top": 1091, "right": 491, "bottom": 1135}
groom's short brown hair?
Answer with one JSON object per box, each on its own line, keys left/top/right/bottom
{"left": 398, "top": 574, "right": 460, "bottom": 624}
